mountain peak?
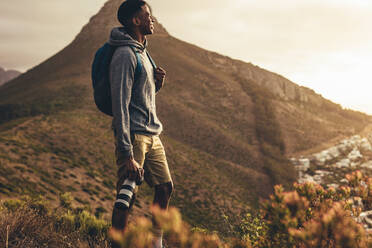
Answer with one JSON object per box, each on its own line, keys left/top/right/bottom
{"left": 75, "top": 0, "right": 168, "bottom": 47}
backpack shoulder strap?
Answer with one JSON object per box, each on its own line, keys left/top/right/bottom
{"left": 128, "top": 47, "right": 158, "bottom": 81}
{"left": 129, "top": 46, "right": 142, "bottom": 82}
{"left": 146, "top": 50, "right": 157, "bottom": 69}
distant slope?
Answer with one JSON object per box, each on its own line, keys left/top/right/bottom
{"left": 0, "top": 66, "right": 21, "bottom": 86}
{"left": 0, "top": 0, "right": 370, "bottom": 232}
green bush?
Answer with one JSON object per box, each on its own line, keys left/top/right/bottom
{"left": 59, "top": 192, "right": 73, "bottom": 209}
{"left": 1, "top": 199, "right": 25, "bottom": 212}
{"left": 59, "top": 209, "right": 108, "bottom": 239}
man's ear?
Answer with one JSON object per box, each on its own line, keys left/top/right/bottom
{"left": 132, "top": 16, "right": 141, "bottom": 27}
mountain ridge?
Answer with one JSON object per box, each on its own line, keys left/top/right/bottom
{"left": 0, "top": 66, "right": 21, "bottom": 86}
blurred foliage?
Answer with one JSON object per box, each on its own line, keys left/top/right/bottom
{"left": 110, "top": 170, "right": 372, "bottom": 248}
{"left": 1, "top": 171, "right": 371, "bottom": 247}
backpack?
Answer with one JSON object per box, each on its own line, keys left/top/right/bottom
{"left": 91, "top": 42, "right": 156, "bottom": 116}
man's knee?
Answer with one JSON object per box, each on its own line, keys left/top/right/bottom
{"left": 155, "top": 181, "right": 173, "bottom": 198}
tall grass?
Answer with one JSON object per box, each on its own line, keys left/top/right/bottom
{"left": 0, "top": 194, "right": 109, "bottom": 248}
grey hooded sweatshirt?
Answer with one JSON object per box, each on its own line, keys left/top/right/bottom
{"left": 109, "top": 27, "right": 163, "bottom": 158}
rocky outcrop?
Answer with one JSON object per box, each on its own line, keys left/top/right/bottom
{"left": 291, "top": 135, "right": 372, "bottom": 185}
{"left": 205, "top": 52, "right": 326, "bottom": 106}
{"left": 358, "top": 210, "right": 372, "bottom": 231}
{"left": 291, "top": 132, "right": 372, "bottom": 230}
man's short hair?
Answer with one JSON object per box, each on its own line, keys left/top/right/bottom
{"left": 117, "top": 0, "right": 150, "bottom": 28}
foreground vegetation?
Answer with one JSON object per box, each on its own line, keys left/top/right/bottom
{"left": 0, "top": 193, "right": 109, "bottom": 247}
{"left": 1, "top": 170, "right": 371, "bottom": 247}
{"left": 112, "top": 170, "right": 372, "bottom": 248}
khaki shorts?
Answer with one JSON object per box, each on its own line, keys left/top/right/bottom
{"left": 115, "top": 133, "right": 172, "bottom": 192}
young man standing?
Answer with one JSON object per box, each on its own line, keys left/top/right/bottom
{"left": 109, "top": 1, "right": 173, "bottom": 247}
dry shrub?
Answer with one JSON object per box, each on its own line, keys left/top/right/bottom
{"left": 254, "top": 171, "right": 371, "bottom": 248}
{"left": 109, "top": 171, "right": 372, "bottom": 248}
{"left": 1, "top": 171, "right": 371, "bottom": 248}
{"left": 0, "top": 205, "right": 74, "bottom": 247}
{"left": 345, "top": 170, "right": 372, "bottom": 210}
{"left": 110, "top": 206, "right": 232, "bottom": 248}
{"left": 0, "top": 196, "right": 109, "bottom": 248}
{"left": 289, "top": 202, "right": 367, "bottom": 248}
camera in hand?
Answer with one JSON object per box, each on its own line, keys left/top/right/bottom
{"left": 114, "top": 168, "right": 144, "bottom": 209}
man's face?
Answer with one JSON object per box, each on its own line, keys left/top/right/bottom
{"left": 136, "top": 5, "right": 154, "bottom": 35}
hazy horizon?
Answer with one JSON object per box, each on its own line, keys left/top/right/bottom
{"left": 0, "top": 0, "right": 371, "bottom": 114}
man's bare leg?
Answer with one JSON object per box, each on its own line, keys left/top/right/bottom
{"left": 112, "top": 208, "right": 130, "bottom": 231}
{"left": 111, "top": 194, "right": 136, "bottom": 248}
{"left": 153, "top": 182, "right": 173, "bottom": 209}
{"left": 152, "top": 182, "right": 173, "bottom": 248}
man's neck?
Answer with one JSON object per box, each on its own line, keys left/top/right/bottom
{"left": 128, "top": 30, "right": 146, "bottom": 44}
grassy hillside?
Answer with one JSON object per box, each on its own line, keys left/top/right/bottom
{"left": 0, "top": 0, "right": 370, "bottom": 233}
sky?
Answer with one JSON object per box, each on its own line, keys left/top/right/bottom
{"left": 0, "top": 0, "right": 371, "bottom": 114}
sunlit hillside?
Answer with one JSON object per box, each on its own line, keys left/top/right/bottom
{"left": 0, "top": 0, "right": 371, "bottom": 234}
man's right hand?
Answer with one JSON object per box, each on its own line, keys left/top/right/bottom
{"left": 123, "top": 156, "right": 144, "bottom": 182}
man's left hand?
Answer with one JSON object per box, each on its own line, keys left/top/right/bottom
{"left": 154, "top": 67, "right": 166, "bottom": 90}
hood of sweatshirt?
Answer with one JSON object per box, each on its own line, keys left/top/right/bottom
{"left": 108, "top": 27, "right": 147, "bottom": 51}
